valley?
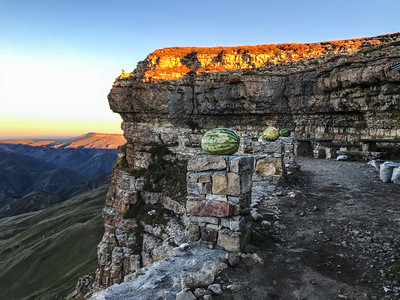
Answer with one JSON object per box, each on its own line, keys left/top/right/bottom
{"left": 0, "top": 133, "right": 125, "bottom": 217}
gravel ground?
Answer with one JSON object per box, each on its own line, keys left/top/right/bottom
{"left": 214, "top": 157, "right": 400, "bottom": 300}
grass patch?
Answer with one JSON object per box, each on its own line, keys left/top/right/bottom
{"left": 123, "top": 194, "right": 170, "bottom": 225}
{"left": 126, "top": 142, "right": 188, "bottom": 203}
{"left": 142, "top": 158, "right": 188, "bottom": 203}
{"left": 115, "top": 143, "right": 187, "bottom": 203}
{"left": 385, "top": 262, "right": 400, "bottom": 281}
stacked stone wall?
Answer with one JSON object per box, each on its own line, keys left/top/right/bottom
{"left": 186, "top": 155, "right": 254, "bottom": 251}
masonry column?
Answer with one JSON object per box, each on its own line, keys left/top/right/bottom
{"left": 186, "top": 155, "right": 254, "bottom": 252}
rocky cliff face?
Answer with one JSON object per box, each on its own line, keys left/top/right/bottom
{"left": 110, "top": 32, "right": 400, "bottom": 142}
{"left": 95, "top": 33, "right": 400, "bottom": 290}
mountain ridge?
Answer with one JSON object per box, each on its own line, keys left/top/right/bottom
{"left": 0, "top": 132, "right": 126, "bottom": 149}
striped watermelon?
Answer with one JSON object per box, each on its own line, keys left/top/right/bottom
{"left": 263, "top": 127, "right": 279, "bottom": 141}
{"left": 201, "top": 128, "right": 240, "bottom": 155}
{"left": 279, "top": 128, "right": 291, "bottom": 137}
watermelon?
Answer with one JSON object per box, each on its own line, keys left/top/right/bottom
{"left": 263, "top": 127, "right": 279, "bottom": 141}
{"left": 201, "top": 128, "right": 240, "bottom": 155}
{"left": 279, "top": 128, "right": 291, "bottom": 137}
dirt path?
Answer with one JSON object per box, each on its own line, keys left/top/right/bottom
{"left": 215, "top": 157, "right": 400, "bottom": 300}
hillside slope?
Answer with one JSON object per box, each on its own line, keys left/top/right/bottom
{"left": 0, "top": 191, "right": 64, "bottom": 218}
{"left": 0, "top": 185, "right": 108, "bottom": 300}
{"left": 0, "top": 151, "right": 86, "bottom": 199}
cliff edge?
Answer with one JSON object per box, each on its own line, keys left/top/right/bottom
{"left": 93, "top": 33, "right": 400, "bottom": 293}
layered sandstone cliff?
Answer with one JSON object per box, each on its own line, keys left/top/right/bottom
{"left": 110, "top": 33, "right": 400, "bottom": 142}
{"left": 95, "top": 33, "right": 400, "bottom": 290}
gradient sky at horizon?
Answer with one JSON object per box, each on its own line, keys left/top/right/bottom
{"left": 1, "top": 0, "right": 399, "bottom": 138}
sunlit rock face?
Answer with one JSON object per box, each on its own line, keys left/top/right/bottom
{"left": 116, "top": 34, "right": 398, "bottom": 82}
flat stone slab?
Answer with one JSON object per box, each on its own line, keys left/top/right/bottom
{"left": 187, "top": 200, "right": 233, "bottom": 217}
{"left": 90, "top": 243, "right": 227, "bottom": 300}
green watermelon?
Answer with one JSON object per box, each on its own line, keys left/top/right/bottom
{"left": 201, "top": 128, "right": 240, "bottom": 155}
{"left": 263, "top": 127, "right": 279, "bottom": 141}
{"left": 279, "top": 128, "right": 291, "bottom": 137}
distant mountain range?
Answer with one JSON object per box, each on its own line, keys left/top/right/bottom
{"left": 0, "top": 133, "right": 125, "bottom": 217}
{"left": 0, "top": 132, "right": 126, "bottom": 149}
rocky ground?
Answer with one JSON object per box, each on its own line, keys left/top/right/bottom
{"left": 214, "top": 157, "right": 400, "bottom": 300}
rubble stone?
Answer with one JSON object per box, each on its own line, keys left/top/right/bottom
{"left": 176, "top": 290, "right": 196, "bottom": 300}
{"left": 208, "top": 283, "right": 223, "bottom": 295}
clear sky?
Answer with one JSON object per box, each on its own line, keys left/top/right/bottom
{"left": 0, "top": 0, "right": 399, "bottom": 138}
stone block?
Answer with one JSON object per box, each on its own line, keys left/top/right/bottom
{"left": 220, "top": 217, "right": 244, "bottom": 232}
{"left": 265, "top": 143, "right": 282, "bottom": 153}
{"left": 187, "top": 200, "right": 234, "bottom": 218}
{"left": 220, "top": 218, "right": 230, "bottom": 229}
{"left": 206, "top": 194, "right": 227, "bottom": 202}
{"left": 237, "top": 192, "right": 251, "bottom": 209}
{"left": 187, "top": 156, "right": 227, "bottom": 172}
{"left": 241, "top": 172, "right": 252, "bottom": 193}
{"left": 217, "top": 229, "right": 242, "bottom": 252}
{"left": 212, "top": 173, "right": 240, "bottom": 196}
{"left": 188, "top": 224, "right": 200, "bottom": 241}
{"left": 212, "top": 173, "right": 227, "bottom": 194}
{"left": 200, "top": 226, "right": 218, "bottom": 242}
{"left": 255, "top": 158, "right": 282, "bottom": 177}
{"left": 202, "top": 182, "right": 212, "bottom": 194}
{"left": 190, "top": 216, "right": 220, "bottom": 225}
{"left": 252, "top": 173, "right": 263, "bottom": 182}
{"left": 205, "top": 223, "right": 220, "bottom": 230}
{"left": 198, "top": 174, "right": 212, "bottom": 183}
{"left": 186, "top": 172, "right": 198, "bottom": 183}
{"left": 230, "top": 156, "right": 254, "bottom": 172}
{"left": 187, "top": 183, "right": 203, "bottom": 195}
{"left": 284, "top": 144, "right": 294, "bottom": 151}
{"left": 227, "top": 173, "right": 241, "bottom": 195}
{"left": 227, "top": 196, "right": 239, "bottom": 204}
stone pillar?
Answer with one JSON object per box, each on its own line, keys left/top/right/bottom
{"left": 186, "top": 155, "right": 254, "bottom": 252}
